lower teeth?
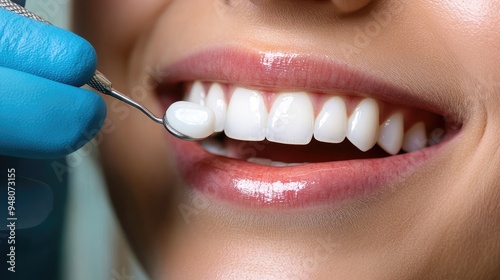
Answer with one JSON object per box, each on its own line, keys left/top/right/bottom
{"left": 200, "top": 138, "right": 227, "bottom": 157}
{"left": 200, "top": 139, "right": 309, "bottom": 166}
{"left": 198, "top": 125, "right": 450, "bottom": 166}
{"left": 246, "top": 157, "right": 308, "bottom": 167}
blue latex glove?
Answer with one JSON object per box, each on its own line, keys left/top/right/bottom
{"left": 0, "top": 8, "right": 106, "bottom": 159}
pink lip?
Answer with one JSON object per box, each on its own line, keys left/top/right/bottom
{"left": 170, "top": 139, "right": 445, "bottom": 208}
{"left": 157, "top": 48, "right": 457, "bottom": 208}
{"left": 158, "top": 48, "right": 455, "bottom": 117}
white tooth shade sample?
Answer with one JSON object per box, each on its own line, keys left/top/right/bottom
{"left": 186, "top": 81, "right": 206, "bottom": 105}
{"left": 378, "top": 112, "right": 404, "bottom": 155}
{"left": 347, "top": 98, "right": 380, "bottom": 152}
{"left": 267, "top": 92, "right": 314, "bottom": 145}
{"left": 206, "top": 83, "right": 227, "bottom": 132}
{"left": 314, "top": 97, "right": 347, "bottom": 143}
{"left": 225, "top": 87, "right": 268, "bottom": 141}
{"left": 403, "top": 122, "right": 427, "bottom": 152}
{"left": 166, "top": 101, "right": 215, "bottom": 139}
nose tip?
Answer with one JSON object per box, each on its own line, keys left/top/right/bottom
{"left": 330, "top": 0, "right": 373, "bottom": 13}
{"left": 248, "top": 0, "right": 375, "bottom": 14}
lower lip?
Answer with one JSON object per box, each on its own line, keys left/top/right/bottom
{"left": 169, "top": 136, "right": 444, "bottom": 208}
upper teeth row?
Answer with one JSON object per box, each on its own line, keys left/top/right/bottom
{"left": 185, "top": 81, "right": 434, "bottom": 154}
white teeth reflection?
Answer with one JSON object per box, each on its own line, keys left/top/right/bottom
{"left": 185, "top": 81, "right": 442, "bottom": 156}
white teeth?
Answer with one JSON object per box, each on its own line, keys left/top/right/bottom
{"left": 206, "top": 83, "right": 227, "bottom": 132}
{"left": 402, "top": 122, "right": 427, "bottom": 152}
{"left": 266, "top": 92, "right": 314, "bottom": 145}
{"left": 314, "top": 97, "right": 347, "bottom": 143}
{"left": 247, "top": 157, "right": 286, "bottom": 167}
{"left": 224, "top": 87, "right": 268, "bottom": 141}
{"left": 200, "top": 138, "right": 227, "bottom": 157}
{"left": 186, "top": 81, "right": 206, "bottom": 105}
{"left": 346, "top": 98, "right": 380, "bottom": 152}
{"left": 377, "top": 112, "right": 404, "bottom": 155}
{"left": 247, "top": 157, "right": 308, "bottom": 167}
{"left": 185, "top": 82, "right": 437, "bottom": 154}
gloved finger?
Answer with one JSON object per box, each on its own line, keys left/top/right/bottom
{"left": 0, "top": 8, "right": 96, "bottom": 87}
{"left": 0, "top": 67, "right": 106, "bottom": 159}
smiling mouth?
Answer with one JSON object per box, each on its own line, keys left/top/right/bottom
{"left": 182, "top": 81, "right": 445, "bottom": 165}
{"left": 156, "top": 48, "right": 461, "bottom": 207}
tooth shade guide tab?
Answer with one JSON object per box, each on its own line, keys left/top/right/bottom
{"left": 165, "top": 101, "right": 216, "bottom": 140}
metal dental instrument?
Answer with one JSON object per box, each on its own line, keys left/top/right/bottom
{"left": 0, "top": 0, "right": 214, "bottom": 141}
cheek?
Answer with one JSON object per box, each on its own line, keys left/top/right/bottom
{"left": 73, "top": 0, "right": 171, "bottom": 64}
{"left": 99, "top": 97, "right": 172, "bottom": 180}
{"left": 106, "top": 0, "right": 172, "bottom": 32}
{"left": 426, "top": 1, "right": 500, "bottom": 79}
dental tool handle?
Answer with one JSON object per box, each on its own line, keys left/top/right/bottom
{"left": 0, "top": 0, "right": 213, "bottom": 141}
{"left": 0, "top": 0, "right": 160, "bottom": 121}
{"left": 86, "top": 71, "right": 164, "bottom": 124}
{"left": 0, "top": 0, "right": 215, "bottom": 141}
{"left": 0, "top": 0, "right": 45, "bottom": 22}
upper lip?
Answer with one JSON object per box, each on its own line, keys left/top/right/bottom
{"left": 155, "top": 47, "right": 462, "bottom": 124}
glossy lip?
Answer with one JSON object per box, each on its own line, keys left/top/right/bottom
{"left": 156, "top": 48, "right": 460, "bottom": 208}
{"left": 170, "top": 138, "right": 451, "bottom": 208}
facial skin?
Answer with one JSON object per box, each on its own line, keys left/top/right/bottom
{"left": 73, "top": 0, "right": 500, "bottom": 279}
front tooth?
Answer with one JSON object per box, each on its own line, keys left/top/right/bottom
{"left": 186, "top": 81, "right": 206, "bottom": 105}
{"left": 206, "top": 83, "right": 227, "bottom": 132}
{"left": 225, "top": 87, "right": 268, "bottom": 141}
{"left": 314, "top": 97, "right": 347, "bottom": 143}
{"left": 346, "top": 98, "right": 379, "bottom": 152}
{"left": 377, "top": 112, "right": 404, "bottom": 155}
{"left": 402, "top": 122, "right": 427, "bottom": 152}
{"left": 266, "top": 92, "right": 314, "bottom": 145}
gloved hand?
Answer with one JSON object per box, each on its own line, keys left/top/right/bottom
{"left": 0, "top": 8, "right": 106, "bottom": 159}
